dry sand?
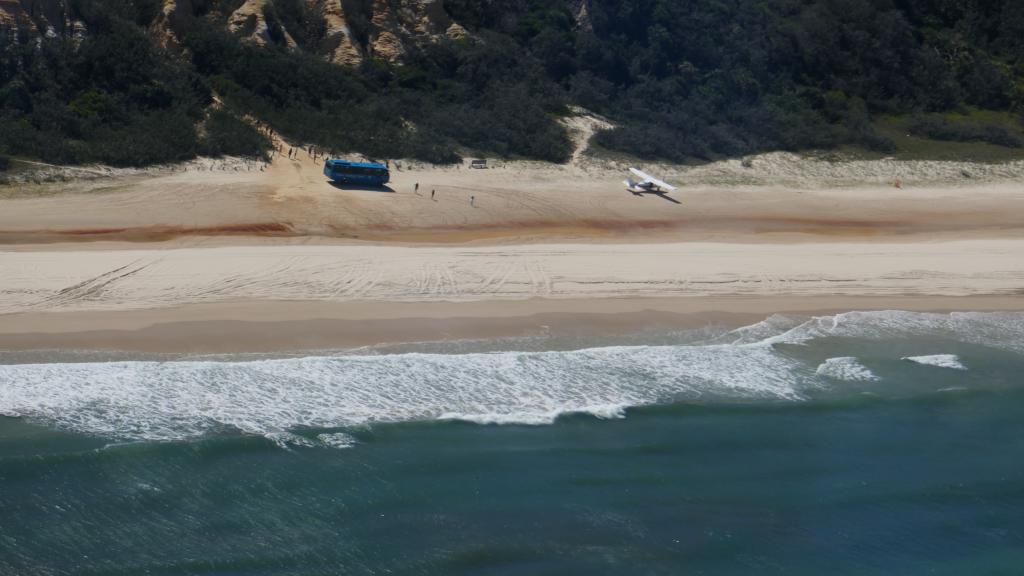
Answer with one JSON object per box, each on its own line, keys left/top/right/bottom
{"left": 3, "top": 241, "right": 1024, "bottom": 315}
{"left": 2, "top": 238, "right": 1022, "bottom": 351}
{"left": 2, "top": 149, "right": 1024, "bottom": 243}
{"left": 1, "top": 148, "right": 1023, "bottom": 352}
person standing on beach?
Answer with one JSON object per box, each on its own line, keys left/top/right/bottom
{"left": 470, "top": 195, "right": 475, "bottom": 206}
{"left": 415, "top": 182, "right": 420, "bottom": 195}
{"left": 431, "top": 189, "right": 435, "bottom": 200}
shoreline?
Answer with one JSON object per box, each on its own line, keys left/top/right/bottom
{"left": 1, "top": 295, "right": 1021, "bottom": 354}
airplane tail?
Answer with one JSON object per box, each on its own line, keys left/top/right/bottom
{"left": 624, "top": 179, "right": 637, "bottom": 188}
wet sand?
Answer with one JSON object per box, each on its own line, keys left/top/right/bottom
{"left": 1, "top": 295, "right": 1022, "bottom": 354}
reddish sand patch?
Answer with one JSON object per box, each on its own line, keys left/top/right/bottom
{"left": 0, "top": 222, "right": 293, "bottom": 243}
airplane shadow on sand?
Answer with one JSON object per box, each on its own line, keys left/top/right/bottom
{"left": 328, "top": 181, "right": 396, "bottom": 193}
{"left": 633, "top": 191, "right": 681, "bottom": 204}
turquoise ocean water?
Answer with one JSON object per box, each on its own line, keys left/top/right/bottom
{"left": 1, "top": 311, "right": 1022, "bottom": 575}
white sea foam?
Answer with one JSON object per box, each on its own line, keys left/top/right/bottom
{"left": 1, "top": 311, "right": 1020, "bottom": 442}
{"left": 902, "top": 355, "right": 967, "bottom": 370}
{"left": 442, "top": 403, "right": 628, "bottom": 426}
{"left": 719, "top": 314, "right": 808, "bottom": 345}
{"left": 317, "top": 432, "right": 357, "bottom": 449}
{"left": 767, "top": 311, "right": 1024, "bottom": 353}
{"left": 815, "top": 357, "right": 879, "bottom": 381}
{"left": 264, "top": 431, "right": 316, "bottom": 450}
{"left": 0, "top": 343, "right": 803, "bottom": 441}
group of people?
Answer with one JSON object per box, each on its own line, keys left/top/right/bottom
{"left": 253, "top": 119, "right": 276, "bottom": 142}
{"left": 414, "top": 182, "right": 475, "bottom": 206}
{"left": 414, "top": 182, "right": 437, "bottom": 200}
{"left": 283, "top": 145, "right": 335, "bottom": 163}
{"left": 259, "top": 134, "right": 481, "bottom": 206}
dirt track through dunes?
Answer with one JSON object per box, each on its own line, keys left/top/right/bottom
{"left": 2, "top": 241, "right": 1023, "bottom": 315}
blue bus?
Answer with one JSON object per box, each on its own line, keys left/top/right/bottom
{"left": 324, "top": 159, "right": 390, "bottom": 186}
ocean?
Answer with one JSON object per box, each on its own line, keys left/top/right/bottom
{"left": 1, "top": 311, "right": 1022, "bottom": 575}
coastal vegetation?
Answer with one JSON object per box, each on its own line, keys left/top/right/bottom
{"left": 907, "top": 114, "right": 1022, "bottom": 148}
{"left": 1, "top": 0, "right": 1023, "bottom": 166}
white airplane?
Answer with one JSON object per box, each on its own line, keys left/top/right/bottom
{"left": 624, "top": 167, "right": 677, "bottom": 195}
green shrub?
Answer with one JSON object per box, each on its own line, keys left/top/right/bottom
{"left": 91, "top": 110, "right": 200, "bottom": 166}
{"left": 199, "top": 109, "right": 271, "bottom": 158}
{"left": 908, "top": 116, "right": 1023, "bottom": 148}
{"left": 4, "top": 0, "right": 1024, "bottom": 167}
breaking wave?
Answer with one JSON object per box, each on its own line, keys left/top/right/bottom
{"left": 752, "top": 310, "right": 1024, "bottom": 352}
{"left": 815, "top": 357, "right": 879, "bottom": 381}
{"left": 0, "top": 345, "right": 804, "bottom": 441}
{"left": 902, "top": 355, "right": 967, "bottom": 370}
{"left": 0, "top": 311, "right": 1020, "bottom": 442}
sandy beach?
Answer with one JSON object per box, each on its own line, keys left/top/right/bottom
{"left": 2, "top": 150, "right": 1023, "bottom": 352}
{"left": 4, "top": 150, "right": 1024, "bottom": 243}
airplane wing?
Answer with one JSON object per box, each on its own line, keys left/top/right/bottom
{"left": 628, "top": 167, "right": 650, "bottom": 181}
{"left": 629, "top": 167, "right": 676, "bottom": 191}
